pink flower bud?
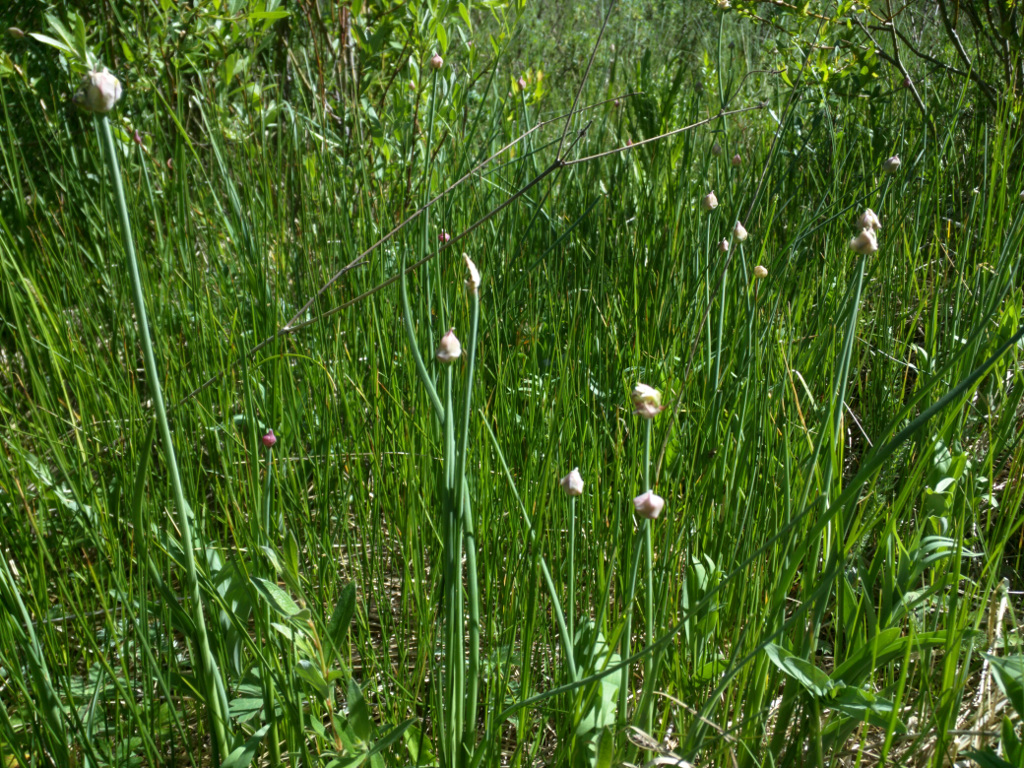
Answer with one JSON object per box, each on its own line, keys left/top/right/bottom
{"left": 560, "top": 468, "right": 584, "bottom": 496}
{"left": 73, "top": 68, "right": 123, "bottom": 114}
{"left": 850, "top": 228, "right": 878, "bottom": 255}
{"left": 731, "top": 154, "right": 742, "bottom": 167}
{"left": 517, "top": 76, "right": 527, "bottom": 91}
{"left": 262, "top": 429, "right": 277, "bottom": 448}
{"left": 633, "top": 490, "right": 665, "bottom": 520}
{"left": 464, "top": 253, "right": 480, "bottom": 294}
{"left": 435, "top": 328, "right": 462, "bottom": 364}
{"left": 430, "top": 53, "right": 444, "bottom": 70}
{"left": 438, "top": 230, "right": 452, "bottom": 244}
{"left": 631, "top": 383, "right": 664, "bottom": 418}
{"left": 718, "top": 239, "right": 729, "bottom": 252}
{"left": 855, "top": 208, "right": 881, "bottom": 232}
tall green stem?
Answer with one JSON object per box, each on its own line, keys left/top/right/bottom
{"left": 456, "top": 293, "right": 481, "bottom": 751}
{"left": 568, "top": 495, "right": 576, "bottom": 650}
{"left": 97, "top": 116, "right": 230, "bottom": 760}
{"left": 642, "top": 421, "right": 654, "bottom": 734}
{"left": 260, "top": 445, "right": 281, "bottom": 767}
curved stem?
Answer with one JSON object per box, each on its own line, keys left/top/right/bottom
{"left": 400, "top": 254, "right": 444, "bottom": 421}
{"left": 97, "top": 115, "right": 230, "bottom": 760}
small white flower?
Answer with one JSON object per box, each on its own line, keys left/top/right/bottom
{"left": 855, "top": 208, "right": 881, "bottom": 232}
{"left": 73, "top": 68, "right": 123, "bottom": 114}
{"left": 631, "top": 383, "right": 664, "bottom": 418}
{"left": 435, "top": 328, "right": 462, "bottom": 363}
{"left": 430, "top": 53, "right": 444, "bottom": 70}
{"left": 849, "top": 228, "right": 878, "bottom": 255}
{"left": 633, "top": 490, "right": 665, "bottom": 520}
{"left": 753, "top": 265, "right": 768, "bottom": 279}
{"left": 733, "top": 221, "right": 748, "bottom": 241}
{"left": 882, "top": 155, "right": 901, "bottom": 174}
{"left": 717, "top": 0, "right": 731, "bottom": 10}
{"left": 463, "top": 254, "right": 480, "bottom": 294}
{"left": 701, "top": 191, "right": 718, "bottom": 211}
{"left": 972, "top": 187, "right": 980, "bottom": 195}
{"left": 560, "top": 467, "right": 584, "bottom": 496}
{"left": 718, "top": 239, "right": 729, "bottom": 252}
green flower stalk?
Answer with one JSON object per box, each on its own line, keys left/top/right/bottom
{"left": 91, "top": 95, "right": 231, "bottom": 760}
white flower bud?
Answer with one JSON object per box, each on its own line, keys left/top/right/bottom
{"left": 701, "top": 191, "right": 718, "bottom": 211}
{"left": 631, "top": 383, "right": 663, "bottom": 418}
{"left": 633, "top": 490, "right": 665, "bottom": 520}
{"left": 753, "top": 265, "right": 768, "bottom": 279}
{"left": 882, "top": 155, "right": 901, "bottom": 174}
{"left": 732, "top": 221, "right": 748, "bottom": 241}
{"left": 435, "top": 328, "right": 462, "bottom": 363}
{"left": 73, "top": 68, "right": 123, "bottom": 114}
{"left": 430, "top": 53, "right": 444, "bottom": 70}
{"left": 463, "top": 254, "right": 480, "bottom": 294}
{"left": 849, "top": 228, "right": 878, "bottom": 255}
{"left": 718, "top": 239, "right": 729, "bottom": 252}
{"left": 560, "top": 467, "right": 584, "bottom": 496}
{"left": 855, "top": 208, "right": 881, "bottom": 232}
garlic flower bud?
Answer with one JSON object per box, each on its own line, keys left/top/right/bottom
{"left": 718, "top": 239, "right": 729, "bottom": 252}
{"left": 855, "top": 208, "right": 881, "bottom": 232}
{"left": 631, "top": 383, "right": 664, "bottom": 419}
{"left": 559, "top": 467, "right": 584, "bottom": 496}
{"left": 430, "top": 53, "right": 444, "bottom": 70}
{"left": 633, "top": 490, "right": 665, "bottom": 520}
{"left": 73, "top": 68, "right": 123, "bottom": 114}
{"left": 882, "top": 155, "right": 901, "bottom": 174}
{"left": 753, "top": 265, "right": 768, "bottom": 279}
{"left": 731, "top": 154, "right": 742, "bottom": 167}
{"left": 435, "top": 328, "right": 462, "bottom": 363}
{"left": 732, "top": 221, "right": 748, "bottom": 241}
{"left": 701, "top": 191, "right": 718, "bottom": 211}
{"left": 711, "top": 142, "right": 722, "bottom": 157}
{"left": 463, "top": 253, "right": 480, "bottom": 295}
{"left": 849, "top": 228, "right": 878, "bottom": 255}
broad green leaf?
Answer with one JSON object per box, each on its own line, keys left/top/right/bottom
{"left": 221, "top": 724, "right": 270, "bottom": 768}
{"left": 295, "top": 660, "right": 330, "bottom": 701}
{"left": 764, "top": 644, "right": 834, "bottom": 697}
{"left": 327, "top": 582, "right": 357, "bottom": 650}
{"left": 986, "top": 655, "right": 1024, "bottom": 718}
{"left": 348, "top": 679, "right": 372, "bottom": 742}
{"left": 251, "top": 577, "right": 307, "bottom": 619}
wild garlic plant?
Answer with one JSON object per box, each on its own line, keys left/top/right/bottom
{"left": 83, "top": 68, "right": 233, "bottom": 761}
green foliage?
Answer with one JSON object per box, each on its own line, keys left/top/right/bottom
{"left": 3, "top": 0, "right": 1024, "bottom": 766}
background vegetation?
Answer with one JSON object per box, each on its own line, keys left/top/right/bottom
{"left": 2, "top": 0, "right": 1024, "bottom": 766}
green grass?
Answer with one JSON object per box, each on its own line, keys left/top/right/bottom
{"left": 2, "top": 3, "right": 1024, "bottom": 767}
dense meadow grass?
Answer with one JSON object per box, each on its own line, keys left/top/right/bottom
{"left": 2, "top": 2, "right": 1024, "bottom": 766}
